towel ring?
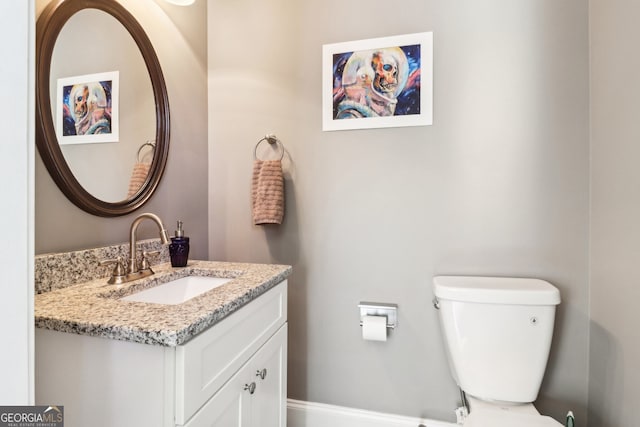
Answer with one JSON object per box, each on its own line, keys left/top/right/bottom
{"left": 254, "top": 134, "right": 285, "bottom": 161}
{"left": 137, "top": 140, "right": 155, "bottom": 162}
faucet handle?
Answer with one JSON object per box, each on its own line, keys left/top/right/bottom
{"left": 139, "top": 250, "right": 161, "bottom": 271}
{"left": 98, "top": 257, "right": 127, "bottom": 284}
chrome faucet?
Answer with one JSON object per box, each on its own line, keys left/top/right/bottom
{"left": 127, "top": 212, "right": 171, "bottom": 278}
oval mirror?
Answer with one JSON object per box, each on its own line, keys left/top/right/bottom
{"left": 36, "top": 0, "right": 170, "bottom": 217}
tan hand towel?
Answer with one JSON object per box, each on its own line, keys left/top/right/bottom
{"left": 252, "top": 159, "right": 284, "bottom": 225}
{"left": 127, "top": 162, "right": 151, "bottom": 198}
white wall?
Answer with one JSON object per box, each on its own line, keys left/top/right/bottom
{"left": 589, "top": 1, "right": 640, "bottom": 425}
{"left": 0, "top": 0, "right": 34, "bottom": 404}
{"left": 208, "top": 0, "right": 590, "bottom": 423}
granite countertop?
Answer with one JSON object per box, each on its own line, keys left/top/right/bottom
{"left": 35, "top": 260, "right": 291, "bottom": 347}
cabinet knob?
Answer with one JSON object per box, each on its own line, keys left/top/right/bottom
{"left": 244, "top": 382, "right": 256, "bottom": 394}
{"left": 256, "top": 368, "right": 267, "bottom": 380}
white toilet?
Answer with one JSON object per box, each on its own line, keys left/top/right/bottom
{"left": 433, "top": 275, "right": 563, "bottom": 427}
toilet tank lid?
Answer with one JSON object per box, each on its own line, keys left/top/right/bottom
{"left": 433, "top": 276, "right": 561, "bottom": 305}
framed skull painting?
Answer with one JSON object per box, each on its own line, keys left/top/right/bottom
{"left": 322, "top": 32, "right": 433, "bottom": 131}
{"left": 56, "top": 71, "right": 120, "bottom": 145}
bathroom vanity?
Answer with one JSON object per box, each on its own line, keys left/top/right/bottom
{"left": 35, "top": 252, "right": 291, "bottom": 427}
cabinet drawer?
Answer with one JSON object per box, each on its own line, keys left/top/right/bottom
{"left": 175, "top": 281, "right": 287, "bottom": 425}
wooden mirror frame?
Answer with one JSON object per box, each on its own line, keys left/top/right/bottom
{"left": 36, "top": 0, "right": 170, "bottom": 217}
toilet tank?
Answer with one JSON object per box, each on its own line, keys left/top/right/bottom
{"left": 433, "top": 276, "right": 561, "bottom": 403}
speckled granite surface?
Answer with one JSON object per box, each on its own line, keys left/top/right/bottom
{"left": 35, "top": 239, "right": 169, "bottom": 294}
{"left": 35, "top": 260, "right": 291, "bottom": 347}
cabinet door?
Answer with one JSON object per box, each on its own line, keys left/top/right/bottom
{"left": 183, "top": 324, "right": 287, "bottom": 427}
{"left": 251, "top": 324, "right": 287, "bottom": 427}
{"left": 183, "top": 366, "right": 251, "bottom": 427}
{"left": 176, "top": 281, "right": 287, "bottom": 424}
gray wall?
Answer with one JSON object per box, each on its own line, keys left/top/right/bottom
{"left": 208, "top": 0, "right": 590, "bottom": 423}
{"left": 51, "top": 8, "right": 155, "bottom": 202}
{"left": 35, "top": 0, "right": 209, "bottom": 258}
{"left": 28, "top": 0, "right": 640, "bottom": 424}
{"left": 589, "top": 0, "right": 640, "bottom": 425}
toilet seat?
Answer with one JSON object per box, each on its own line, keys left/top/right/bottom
{"left": 464, "top": 408, "right": 563, "bottom": 427}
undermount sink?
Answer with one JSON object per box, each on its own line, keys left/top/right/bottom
{"left": 121, "top": 276, "right": 233, "bottom": 305}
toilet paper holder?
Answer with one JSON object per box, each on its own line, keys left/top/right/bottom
{"left": 358, "top": 302, "right": 398, "bottom": 329}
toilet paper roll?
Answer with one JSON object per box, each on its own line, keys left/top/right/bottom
{"left": 362, "top": 315, "right": 388, "bottom": 341}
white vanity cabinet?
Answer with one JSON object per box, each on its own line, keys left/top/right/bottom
{"left": 36, "top": 281, "right": 287, "bottom": 427}
{"left": 184, "top": 325, "right": 286, "bottom": 427}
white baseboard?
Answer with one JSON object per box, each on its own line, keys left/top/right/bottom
{"left": 287, "top": 399, "right": 458, "bottom": 427}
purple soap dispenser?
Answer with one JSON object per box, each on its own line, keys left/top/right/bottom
{"left": 169, "top": 220, "right": 190, "bottom": 267}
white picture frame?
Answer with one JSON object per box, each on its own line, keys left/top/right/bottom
{"left": 322, "top": 32, "right": 433, "bottom": 131}
{"left": 56, "top": 70, "right": 120, "bottom": 145}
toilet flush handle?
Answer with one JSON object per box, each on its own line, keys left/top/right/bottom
{"left": 432, "top": 297, "right": 440, "bottom": 310}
